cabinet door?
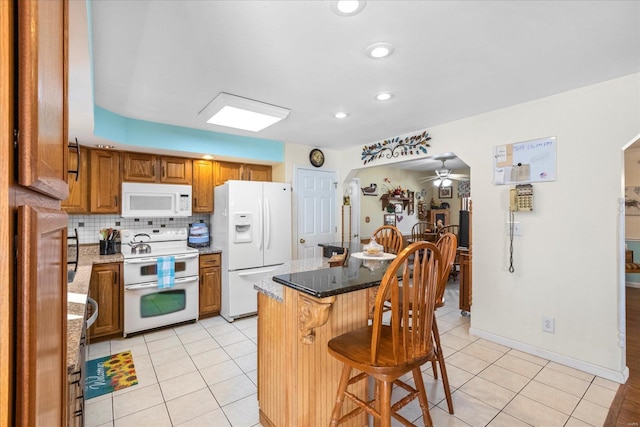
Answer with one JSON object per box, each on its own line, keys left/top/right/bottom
{"left": 90, "top": 150, "right": 121, "bottom": 213}
{"left": 245, "top": 164, "right": 272, "bottom": 182}
{"left": 16, "top": 205, "right": 68, "bottom": 427}
{"left": 123, "top": 152, "right": 157, "bottom": 182}
{"left": 17, "top": 0, "right": 68, "bottom": 201}
{"left": 214, "top": 161, "right": 242, "bottom": 186}
{"left": 199, "top": 254, "right": 221, "bottom": 318}
{"left": 61, "top": 145, "right": 88, "bottom": 213}
{"left": 160, "top": 156, "right": 192, "bottom": 184}
{"left": 199, "top": 267, "right": 221, "bottom": 317}
{"left": 192, "top": 160, "right": 213, "bottom": 213}
{"left": 88, "top": 263, "right": 122, "bottom": 340}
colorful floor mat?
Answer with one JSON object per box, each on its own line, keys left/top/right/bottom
{"left": 85, "top": 350, "right": 138, "bottom": 400}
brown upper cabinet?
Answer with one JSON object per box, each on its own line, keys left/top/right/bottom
{"left": 61, "top": 144, "right": 88, "bottom": 213}
{"left": 90, "top": 149, "right": 121, "bottom": 213}
{"left": 192, "top": 159, "right": 214, "bottom": 213}
{"left": 123, "top": 152, "right": 192, "bottom": 185}
{"left": 214, "top": 161, "right": 272, "bottom": 187}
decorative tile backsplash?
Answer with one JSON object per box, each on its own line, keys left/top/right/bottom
{"left": 69, "top": 214, "right": 210, "bottom": 244}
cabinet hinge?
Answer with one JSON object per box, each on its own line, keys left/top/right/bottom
{"left": 13, "top": 129, "right": 18, "bottom": 148}
{"left": 333, "top": 182, "right": 338, "bottom": 189}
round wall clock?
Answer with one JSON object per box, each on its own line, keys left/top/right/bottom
{"left": 309, "top": 148, "right": 325, "bottom": 167}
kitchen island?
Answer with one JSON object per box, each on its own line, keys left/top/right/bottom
{"left": 254, "top": 256, "right": 393, "bottom": 427}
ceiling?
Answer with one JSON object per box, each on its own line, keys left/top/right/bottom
{"left": 70, "top": 1, "right": 639, "bottom": 166}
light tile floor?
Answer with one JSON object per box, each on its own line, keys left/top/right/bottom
{"left": 85, "top": 283, "right": 619, "bottom": 426}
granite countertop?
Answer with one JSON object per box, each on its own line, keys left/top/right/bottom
{"left": 253, "top": 256, "right": 331, "bottom": 302}
{"left": 197, "top": 246, "right": 223, "bottom": 255}
{"left": 272, "top": 262, "right": 389, "bottom": 299}
{"left": 67, "top": 245, "right": 123, "bottom": 371}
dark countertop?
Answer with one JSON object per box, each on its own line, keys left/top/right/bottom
{"left": 273, "top": 257, "right": 393, "bottom": 299}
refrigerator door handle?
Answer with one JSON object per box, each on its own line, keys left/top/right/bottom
{"left": 258, "top": 197, "right": 263, "bottom": 250}
{"left": 237, "top": 266, "right": 279, "bottom": 277}
{"left": 264, "top": 197, "right": 270, "bottom": 249}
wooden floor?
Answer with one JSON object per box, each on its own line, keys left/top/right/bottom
{"left": 605, "top": 286, "right": 640, "bottom": 426}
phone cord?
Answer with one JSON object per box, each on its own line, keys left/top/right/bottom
{"left": 509, "top": 209, "right": 515, "bottom": 273}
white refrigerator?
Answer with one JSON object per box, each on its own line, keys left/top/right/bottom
{"left": 212, "top": 180, "right": 292, "bottom": 321}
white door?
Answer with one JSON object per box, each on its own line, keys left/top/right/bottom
{"left": 349, "top": 178, "right": 361, "bottom": 245}
{"left": 296, "top": 168, "right": 337, "bottom": 259}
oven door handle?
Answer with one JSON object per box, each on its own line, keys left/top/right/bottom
{"left": 124, "top": 253, "right": 198, "bottom": 264}
{"left": 125, "top": 277, "right": 199, "bottom": 290}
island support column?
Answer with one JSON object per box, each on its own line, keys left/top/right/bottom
{"left": 257, "top": 285, "right": 371, "bottom": 427}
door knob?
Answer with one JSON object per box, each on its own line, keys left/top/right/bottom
{"left": 299, "top": 238, "right": 306, "bottom": 244}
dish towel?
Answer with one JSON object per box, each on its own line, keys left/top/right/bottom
{"left": 157, "top": 256, "right": 175, "bottom": 289}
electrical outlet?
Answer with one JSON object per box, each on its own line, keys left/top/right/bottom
{"left": 506, "top": 221, "right": 523, "bottom": 236}
{"left": 542, "top": 317, "right": 555, "bottom": 333}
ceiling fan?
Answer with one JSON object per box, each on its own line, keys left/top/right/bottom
{"left": 419, "top": 155, "right": 469, "bottom": 187}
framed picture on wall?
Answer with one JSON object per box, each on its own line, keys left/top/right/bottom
{"left": 439, "top": 186, "right": 453, "bottom": 199}
{"left": 394, "top": 203, "right": 403, "bottom": 214}
{"left": 384, "top": 214, "right": 396, "bottom": 226}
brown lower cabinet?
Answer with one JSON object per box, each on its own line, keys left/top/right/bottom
{"left": 199, "top": 253, "right": 221, "bottom": 318}
{"left": 89, "top": 262, "right": 123, "bottom": 341}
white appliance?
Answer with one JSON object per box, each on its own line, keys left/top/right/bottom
{"left": 121, "top": 182, "right": 192, "bottom": 218}
{"left": 120, "top": 227, "right": 200, "bottom": 336}
{"left": 213, "top": 181, "right": 292, "bottom": 321}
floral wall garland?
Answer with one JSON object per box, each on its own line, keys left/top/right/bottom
{"left": 361, "top": 131, "right": 431, "bottom": 165}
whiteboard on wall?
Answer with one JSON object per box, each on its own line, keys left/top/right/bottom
{"left": 493, "top": 136, "right": 556, "bottom": 185}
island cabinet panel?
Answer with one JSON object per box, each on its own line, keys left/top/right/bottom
{"left": 257, "top": 286, "right": 369, "bottom": 427}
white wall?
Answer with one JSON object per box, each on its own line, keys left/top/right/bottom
{"left": 337, "top": 73, "right": 640, "bottom": 382}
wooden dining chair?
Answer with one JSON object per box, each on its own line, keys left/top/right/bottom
{"left": 371, "top": 225, "right": 404, "bottom": 254}
{"left": 411, "top": 221, "right": 435, "bottom": 242}
{"left": 328, "top": 241, "right": 442, "bottom": 427}
{"left": 437, "top": 225, "right": 460, "bottom": 280}
{"left": 430, "top": 232, "right": 458, "bottom": 414}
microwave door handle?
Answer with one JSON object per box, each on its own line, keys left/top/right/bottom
{"left": 175, "top": 193, "right": 180, "bottom": 213}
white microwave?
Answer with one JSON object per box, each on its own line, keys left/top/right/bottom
{"left": 121, "top": 182, "right": 192, "bottom": 218}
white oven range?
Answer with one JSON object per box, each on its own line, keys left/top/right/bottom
{"left": 120, "top": 228, "right": 199, "bottom": 337}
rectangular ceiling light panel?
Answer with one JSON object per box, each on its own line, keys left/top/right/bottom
{"left": 200, "top": 92, "right": 290, "bottom": 132}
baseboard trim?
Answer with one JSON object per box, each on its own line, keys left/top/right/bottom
{"left": 468, "top": 327, "right": 629, "bottom": 384}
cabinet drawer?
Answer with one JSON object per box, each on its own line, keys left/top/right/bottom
{"left": 200, "top": 253, "right": 221, "bottom": 268}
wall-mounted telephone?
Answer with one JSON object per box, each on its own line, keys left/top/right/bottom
{"left": 510, "top": 184, "right": 533, "bottom": 212}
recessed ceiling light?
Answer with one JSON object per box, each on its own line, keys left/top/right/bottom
{"left": 330, "top": 0, "right": 366, "bottom": 16}
{"left": 334, "top": 112, "right": 348, "bottom": 119}
{"left": 199, "top": 92, "right": 290, "bottom": 132}
{"left": 202, "top": 155, "right": 214, "bottom": 160}
{"left": 365, "top": 42, "right": 395, "bottom": 59}
{"left": 95, "top": 144, "right": 114, "bottom": 149}
{"left": 374, "top": 92, "right": 394, "bottom": 101}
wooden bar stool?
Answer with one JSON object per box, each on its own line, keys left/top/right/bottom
{"left": 327, "top": 241, "right": 442, "bottom": 427}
